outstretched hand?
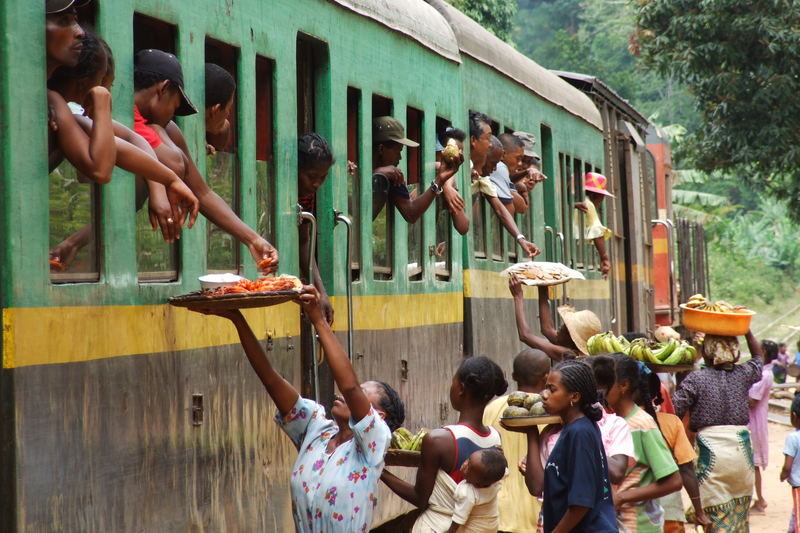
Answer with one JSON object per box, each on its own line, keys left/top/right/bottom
{"left": 509, "top": 275, "right": 524, "bottom": 299}
{"left": 295, "top": 285, "right": 326, "bottom": 324}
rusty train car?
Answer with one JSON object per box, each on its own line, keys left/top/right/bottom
{"left": 0, "top": 0, "right": 693, "bottom": 530}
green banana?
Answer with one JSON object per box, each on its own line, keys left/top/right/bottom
{"left": 652, "top": 338, "right": 678, "bottom": 362}
{"left": 662, "top": 345, "right": 686, "bottom": 366}
{"left": 683, "top": 345, "right": 697, "bottom": 364}
{"left": 609, "top": 335, "right": 625, "bottom": 352}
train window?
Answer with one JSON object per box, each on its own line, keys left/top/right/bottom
{"left": 472, "top": 194, "right": 487, "bottom": 259}
{"left": 133, "top": 14, "right": 179, "bottom": 282}
{"left": 256, "top": 55, "right": 276, "bottom": 254}
{"left": 372, "top": 94, "right": 393, "bottom": 280}
{"left": 435, "top": 116, "right": 453, "bottom": 280}
{"left": 48, "top": 163, "right": 101, "bottom": 283}
{"left": 296, "top": 35, "right": 326, "bottom": 134}
{"left": 346, "top": 87, "right": 361, "bottom": 280}
{"left": 406, "top": 106, "right": 424, "bottom": 281}
{"left": 205, "top": 39, "right": 240, "bottom": 273}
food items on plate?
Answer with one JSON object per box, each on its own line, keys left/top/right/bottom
{"left": 257, "top": 257, "right": 277, "bottom": 274}
{"left": 501, "top": 261, "right": 585, "bottom": 286}
{"left": 502, "top": 393, "right": 548, "bottom": 418}
{"left": 587, "top": 331, "right": 696, "bottom": 366}
{"left": 208, "top": 274, "right": 302, "bottom": 295}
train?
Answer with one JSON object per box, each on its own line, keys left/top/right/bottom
{"left": 0, "top": 0, "right": 706, "bottom": 531}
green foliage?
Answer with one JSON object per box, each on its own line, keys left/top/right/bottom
{"left": 445, "top": 0, "right": 518, "bottom": 41}
{"left": 634, "top": 0, "right": 800, "bottom": 219}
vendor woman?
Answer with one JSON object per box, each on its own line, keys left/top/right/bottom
{"left": 672, "top": 331, "right": 763, "bottom": 531}
{"left": 196, "top": 288, "right": 405, "bottom": 533}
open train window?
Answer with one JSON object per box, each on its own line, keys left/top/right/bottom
{"left": 346, "top": 87, "right": 362, "bottom": 281}
{"left": 435, "top": 116, "right": 453, "bottom": 280}
{"left": 133, "top": 14, "right": 179, "bottom": 282}
{"left": 205, "top": 38, "right": 240, "bottom": 273}
{"left": 372, "top": 94, "right": 394, "bottom": 280}
{"left": 406, "top": 106, "right": 424, "bottom": 281}
{"left": 256, "top": 56, "right": 276, "bottom": 251}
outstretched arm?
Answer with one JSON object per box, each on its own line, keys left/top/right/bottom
{"left": 510, "top": 277, "right": 568, "bottom": 362}
{"left": 381, "top": 428, "right": 451, "bottom": 508}
{"left": 392, "top": 157, "right": 462, "bottom": 223}
{"left": 536, "top": 286, "right": 559, "bottom": 342}
{"left": 487, "top": 195, "right": 539, "bottom": 257}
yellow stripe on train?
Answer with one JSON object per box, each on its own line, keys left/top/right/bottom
{"left": 464, "top": 269, "right": 611, "bottom": 300}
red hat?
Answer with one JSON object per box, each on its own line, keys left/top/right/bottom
{"left": 584, "top": 172, "right": 615, "bottom": 198}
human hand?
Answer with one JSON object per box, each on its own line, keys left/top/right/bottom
{"left": 206, "top": 143, "right": 217, "bottom": 155}
{"left": 599, "top": 257, "right": 611, "bottom": 279}
{"left": 296, "top": 285, "right": 326, "bottom": 324}
{"left": 518, "top": 456, "right": 527, "bottom": 475}
{"left": 520, "top": 239, "right": 541, "bottom": 258}
{"left": 695, "top": 510, "right": 712, "bottom": 531}
{"left": 347, "top": 160, "right": 358, "bottom": 176}
{"left": 165, "top": 178, "right": 200, "bottom": 229}
{"left": 147, "top": 188, "right": 181, "bottom": 242}
{"left": 247, "top": 237, "right": 279, "bottom": 269}
{"left": 374, "top": 166, "right": 405, "bottom": 187}
{"left": 83, "top": 86, "right": 112, "bottom": 120}
{"left": 435, "top": 152, "right": 464, "bottom": 185}
{"left": 613, "top": 489, "right": 628, "bottom": 510}
{"left": 574, "top": 201, "right": 589, "bottom": 213}
{"left": 509, "top": 275, "right": 524, "bottom": 299}
{"left": 50, "top": 240, "right": 80, "bottom": 269}
{"left": 443, "top": 182, "right": 465, "bottom": 213}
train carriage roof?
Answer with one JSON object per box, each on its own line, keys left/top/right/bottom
{"left": 328, "top": 0, "right": 461, "bottom": 63}
{"left": 426, "top": 0, "right": 603, "bottom": 131}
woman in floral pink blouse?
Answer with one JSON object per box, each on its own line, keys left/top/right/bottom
{"left": 199, "top": 287, "right": 404, "bottom": 532}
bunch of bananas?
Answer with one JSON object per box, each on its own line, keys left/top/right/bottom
{"left": 587, "top": 333, "right": 697, "bottom": 365}
{"left": 392, "top": 427, "right": 427, "bottom": 451}
{"left": 683, "top": 294, "right": 748, "bottom": 313}
{"left": 587, "top": 332, "right": 629, "bottom": 355}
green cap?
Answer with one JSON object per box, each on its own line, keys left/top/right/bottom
{"left": 373, "top": 116, "right": 419, "bottom": 147}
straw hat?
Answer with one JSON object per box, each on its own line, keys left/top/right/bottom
{"left": 557, "top": 305, "right": 602, "bottom": 355}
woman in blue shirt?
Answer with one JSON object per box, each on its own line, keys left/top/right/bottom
{"left": 198, "top": 287, "right": 404, "bottom": 532}
{"left": 507, "top": 360, "right": 617, "bottom": 533}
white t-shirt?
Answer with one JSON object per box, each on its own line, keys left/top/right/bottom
{"left": 489, "top": 161, "right": 514, "bottom": 203}
{"left": 452, "top": 477, "right": 504, "bottom": 532}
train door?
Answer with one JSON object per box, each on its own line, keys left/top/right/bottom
{"left": 296, "top": 34, "right": 333, "bottom": 403}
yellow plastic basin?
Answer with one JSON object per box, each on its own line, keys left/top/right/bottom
{"left": 680, "top": 304, "right": 755, "bottom": 336}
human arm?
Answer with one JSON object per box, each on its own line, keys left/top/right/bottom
{"left": 486, "top": 195, "right": 539, "bottom": 257}
{"left": 50, "top": 223, "right": 92, "bottom": 267}
{"left": 391, "top": 156, "right": 462, "bottom": 223}
{"left": 511, "top": 189, "right": 529, "bottom": 214}
{"left": 163, "top": 122, "right": 278, "bottom": 265}
{"left": 536, "top": 285, "right": 560, "bottom": 342}
{"left": 381, "top": 428, "right": 452, "bottom": 507}
{"left": 780, "top": 454, "right": 794, "bottom": 483}
{"left": 509, "top": 277, "right": 570, "bottom": 362}
{"left": 679, "top": 462, "right": 711, "bottom": 530}
{"left": 200, "top": 309, "right": 299, "bottom": 415}
{"left": 447, "top": 523, "right": 459, "bottom": 533}
{"left": 745, "top": 329, "right": 764, "bottom": 361}
{"left": 552, "top": 507, "right": 591, "bottom": 533}
{"left": 443, "top": 179, "right": 469, "bottom": 235}
{"left": 592, "top": 237, "right": 610, "bottom": 279}
{"left": 48, "top": 89, "right": 116, "bottom": 184}
{"left": 608, "top": 454, "right": 628, "bottom": 485}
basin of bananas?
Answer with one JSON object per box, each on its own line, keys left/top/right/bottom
{"left": 587, "top": 332, "right": 697, "bottom": 368}
{"left": 682, "top": 294, "right": 750, "bottom": 313}
{"left": 680, "top": 294, "right": 755, "bottom": 336}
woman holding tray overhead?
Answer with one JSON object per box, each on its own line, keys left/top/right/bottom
{"left": 672, "top": 331, "right": 763, "bottom": 532}
{"left": 195, "top": 287, "right": 404, "bottom": 533}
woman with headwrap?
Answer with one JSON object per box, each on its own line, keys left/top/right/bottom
{"left": 672, "top": 331, "right": 763, "bottom": 532}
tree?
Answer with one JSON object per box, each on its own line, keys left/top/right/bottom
{"left": 634, "top": 0, "right": 800, "bottom": 218}
{"left": 445, "top": 0, "right": 518, "bottom": 41}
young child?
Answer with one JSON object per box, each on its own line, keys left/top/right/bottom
{"left": 750, "top": 339, "right": 778, "bottom": 513}
{"left": 774, "top": 341, "right": 790, "bottom": 384}
{"left": 447, "top": 448, "right": 508, "bottom": 533}
{"left": 574, "top": 172, "right": 614, "bottom": 279}
{"left": 781, "top": 394, "right": 800, "bottom": 533}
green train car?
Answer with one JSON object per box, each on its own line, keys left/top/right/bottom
{"left": 0, "top": 0, "right": 660, "bottom": 530}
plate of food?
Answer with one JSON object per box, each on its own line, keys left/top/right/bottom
{"left": 500, "top": 261, "right": 585, "bottom": 286}
{"left": 169, "top": 274, "right": 303, "bottom": 310}
{"left": 499, "top": 391, "right": 562, "bottom": 427}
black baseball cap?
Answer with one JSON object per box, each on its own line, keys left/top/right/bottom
{"left": 134, "top": 49, "right": 198, "bottom": 116}
{"left": 46, "top": 0, "right": 91, "bottom": 14}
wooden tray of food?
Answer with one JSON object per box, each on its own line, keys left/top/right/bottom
{"left": 169, "top": 290, "right": 300, "bottom": 310}
{"left": 501, "top": 261, "right": 585, "bottom": 287}
{"left": 385, "top": 449, "right": 422, "bottom": 468}
{"left": 501, "top": 415, "right": 562, "bottom": 427}
{"left": 645, "top": 363, "right": 695, "bottom": 374}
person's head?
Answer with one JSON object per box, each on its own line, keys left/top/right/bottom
{"left": 701, "top": 334, "right": 740, "bottom": 368}
{"left": 513, "top": 131, "right": 537, "bottom": 161}
{"left": 134, "top": 49, "right": 197, "bottom": 126}
{"left": 438, "top": 126, "right": 466, "bottom": 149}
{"left": 762, "top": 339, "right": 779, "bottom": 364}
{"left": 511, "top": 348, "right": 551, "bottom": 392}
{"left": 791, "top": 394, "right": 800, "bottom": 429}
{"left": 99, "top": 38, "right": 115, "bottom": 89}
{"left": 468, "top": 111, "right": 492, "bottom": 170}
{"left": 460, "top": 447, "right": 507, "bottom": 488}
{"left": 330, "top": 380, "right": 405, "bottom": 432}
{"left": 556, "top": 306, "right": 603, "bottom": 356}
{"left": 45, "top": 1, "right": 87, "bottom": 74}
{"left": 542, "top": 360, "right": 603, "bottom": 421}
{"left": 450, "top": 356, "right": 508, "bottom": 411}
{"left": 205, "top": 63, "right": 236, "bottom": 128}
{"left": 481, "top": 136, "right": 503, "bottom": 176}
{"left": 298, "top": 133, "right": 334, "bottom": 196}
{"left": 48, "top": 28, "right": 108, "bottom": 100}
{"left": 779, "top": 343, "right": 788, "bottom": 355}
{"left": 373, "top": 116, "right": 418, "bottom": 167}
{"left": 588, "top": 354, "right": 616, "bottom": 407}
{"left": 498, "top": 133, "right": 525, "bottom": 173}
{"left": 605, "top": 353, "right": 661, "bottom": 420}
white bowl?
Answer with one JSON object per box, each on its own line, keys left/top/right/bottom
{"left": 199, "top": 273, "right": 243, "bottom": 291}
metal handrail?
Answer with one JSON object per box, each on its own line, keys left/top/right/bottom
{"left": 544, "top": 226, "right": 555, "bottom": 262}
{"left": 556, "top": 231, "right": 567, "bottom": 304}
{"left": 652, "top": 219, "right": 676, "bottom": 324}
{"left": 299, "top": 207, "right": 319, "bottom": 401}
{"left": 334, "top": 210, "right": 354, "bottom": 362}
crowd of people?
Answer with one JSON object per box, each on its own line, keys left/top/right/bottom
{"left": 44, "top": 2, "right": 800, "bottom": 532}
